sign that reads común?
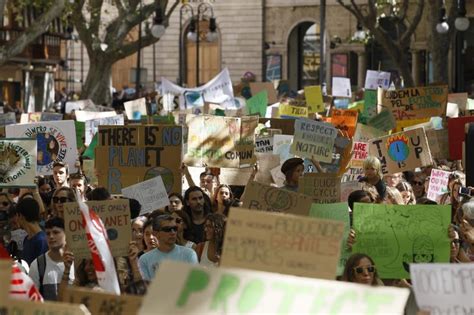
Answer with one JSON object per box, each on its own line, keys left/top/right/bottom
{"left": 184, "top": 115, "right": 258, "bottom": 168}
{"left": 427, "top": 169, "right": 451, "bottom": 202}
{"left": 410, "top": 263, "right": 474, "bottom": 315}
{"left": 0, "top": 139, "right": 36, "bottom": 188}
{"left": 63, "top": 199, "right": 131, "bottom": 259}
{"left": 298, "top": 173, "right": 341, "bottom": 204}
{"left": 241, "top": 181, "right": 312, "bottom": 216}
{"left": 382, "top": 85, "right": 448, "bottom": 120}
{"left": 96, "top": 125, "right": 182, "bottom": 194}
{"left": 84, "top": 114, "right": 124, "bottom": 145}
{"left": 122, "top": 176, "right": 169, "bottom": 215}
{"left": 290, "top": 118, "right": 337, "bottom": 163}
{"left": 353, "top": 203, "right": 451, "bottom": 279}
{"left": 6, "top": 120, "right": 78, "bottom": 175}
{"left": 221, "top": 208, "right": 344, "bottom": 279}
{"left": 369, "top": 128, "right": 433, "bottom": 175}
{"left": 138, "top": 262, "right": 410, "bottom": 315}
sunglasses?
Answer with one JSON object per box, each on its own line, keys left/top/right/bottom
{"left": 452, "top": 239, "right": 461, "bottom": 245}
{"left": 412, "top": 181, "right": 424, "bottom": 186}
{"left": 160, "top": 226, "right": 178, "bottom": 233}
{"left": 354, "top": 266, "right": 376, "bottom": 274}
{"left": 53, "top": 197, "right": 73, "bottom": 204}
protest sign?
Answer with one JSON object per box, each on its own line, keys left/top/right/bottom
{"left": 75, "top": 121, "right": 85, "bottom": 150}
{"left": 62, "top": 286, "right": 142, "bottom": 315}
{"left": 369, "top": 128, "right": 433, "bottom": 175}
{"left": 298, "top": 173, "right": 341, "bottom": 204}
{"left": 367, "top": 109, "right": 396, "bottom": 132}
{"left": 353, "top": 203, "right": 451, "bottom": 279}
{"left": 342, "top": 167, "right": 364, "bottom": 183}
{"left": 334, "top": 98, "right": 350, "bottom": 109}
{"left": 425, "top": 129, "right": 449, "bottom": 160}
{"left": 410, "top": 263, "right": 474, "bottom": 315}
{"left": 468, "top": 98, "right": 474, "bottom": 110}
{"left": 304, "top": 85, "right": 324, "bottom": 113}
{"left": 310, "top": 202, "right": 350, "bottom": 275}
{"left": 0, "top": 126, "right": 5, "bottom": 138}
{"left": 246, "top": 90, "right": 267, "bottom": 117}
{"left": 184, "top": 115, "right": 258, "bottom": 168}
{"left": 241, "top": 180, "right": 312, "bottom": 216}
{"left": 278, "top": 103, "right": 308, "bottom": 118}
{"left": 448, "top": 92, "right": 474, "bottom": 117}
{"left": 20, "top": 112, "right": 63, "bottom": 123}
{"left": 427, "top": 169, "right": 450, "bottom": 202}
{"left": 0, "top": 112, "right": 16, "bottom": 126}
{"left": 0, "top": 139, "right": 36, "bottom": 188}
{"left": 96, "top": 125, "right": 182, "bottom": 194}
{"left": 353, "top": 123, "right": 386, "bottom": 143}
{"left": 259, "top": 118, "right": 295, "bottom": 135}
{"left": 331, "top": 109, "right": 358, "bottom": 137}
{"left": 361, "top": 89, "right": 378, "bottom": 123}
{"left": 332, "top": 77, "right": 352, "bottom": 98}
{"left": 254, "top": 153, "right": 280, "bottom": 185}
{"left": 218, "top": 167, "right": 253, "bottom": 186}
{"left": 290, "top": 118, "right": 337, "bottom": 163}
{"left": 382, "top": 85, "right": 448, "bottom": 120}
{"left": 340, "top": 180, "right": 363, "bottom": 201}
{"left": 139, "top": 261, "right": 410, "bottom": 315}
{"left": 250, "top": 82, "right": 278, "bottom": 105}
{"left": 65, "top": 99, "right": 94, "bottom": 114}
{"left": 365, "top": 70, "right": 391, "bottom": 89}
{"left": 82, "top": 159, "right": 98, "bottom": 186}
{"left": 85, "top": 114, "right": 124, "bottom": 145}
{"left": 221, "top": 207, "right": 344, "bottom": 279}
{"left": 122, "top": 176, "right": 169, "bottom": 215}
{"left": 124, "top": 98, "right": 147, "bottom": 121}
{"left": 255, "top": 136, "right": 273, "bottom": 153}
{"left": 63, "top": 199, "right": 131, "bottom": 259}
{"left": 0, "top": 299, "right": 89, "bottom": 315}
{"left": 270, "top": 163, "right": 286, "bottom": 187}
{"left": 74, "top": 110, "right": 118, "bottom": 122}
{"left": 448, "top": 116, "right": 474, "bottom": 160}
{"left": 272, "top": 134, "right": 294, "bottom": 162}
{"left": 351, "top": 141, "right": 369, "bottom": 168}
{"left": 394, "top": 118, "right": 430, "bottom": 132}
{"left": 6, "top": 120, "right": 78, "bottom": 175}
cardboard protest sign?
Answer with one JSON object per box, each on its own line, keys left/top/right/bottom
{"left": 304, "top": 85, "right": 324, "bottom": 113}
{"left": 310, "top": 202, "right": 350, "bottom": 275}
{"left": 290, "top": 118, "right": 337, "bottom": 163}
{"left": 351, "top": 141, "right": 369, "bottom": 168}
{"left": 0, "top": 139, "right": 36, "bottom": 188}
{"left": 122, "top": 176, "right": 169, "bottom": 215}
{"left": 298, "top": 173, "right": 341, "bottom": 204}
{"left": 353, "top": 203, "right": 451, "bottom": 279}
{"left": 82, "top": 159, "right": 98, "bottom": 186}
{"left": 425, "top": 129, "right": 449, "bottom": 160}
{"left": 394, "top": 117, "right": 430, "bottom": 132}
{"left": 241, "top": 180, "right": 312, "bottom": 216}
{"left": 249, "top": 82, "right": 278, "bottom": 104}
{"left": 340, "top": 180, "right": 363, "bottom": 201}
{"left": 341, "top": 167, "right": 364, "bottom": 183}
{"left": 85, "top": 114, "right": 124, "bottom": 145}
{"left": 365, "top": 70, "right": 391, "bottom": 90}
{"left": 367, "top": 109, "right": 396, "bottom": 132}
{"left": 20, "top": 112, "right": 63, "bottom": 123}
{"left": 62, "top": 286, "right": 142, "bottom": 315}
{"left": 259, "top": 118, "right": 295, "bottom": 135}
{"left": 448, "top": 92, "right": 474, "bottom": 117}
{"left": 124, "top": 98, "right": 147, "bottom": 121}
{"left": 361, "top": 89, "right": 378, "bottom": 123}
{"left": 411, "top": 263, "right": 474, "bottom": 315}
{"left": 331, "top": 109, "right": 358, "bottom": 137}
{"left": 184, "top": 115, "right": 258, "bottom": 168}
{"left": 221, "top": 207, "right": 344, "bottom": 279}
{"left": 270, "top": 163, "right": 286, "bottom": 187}
{"left": 96, "top": 125, "right": 182, "bottom": 194}
{"left": 448, "top": 116, "right": 474, "bottom": 160}
{"left": 6, "top": 120, "right": 78, "bottom": 175}
{"left": 382, "top": 85, "right": 448, "bottom": 120}
{"left": 353, "top": 123, "right": 386, "bottom": 143}
{"left": 332, "top": 77, "right": 352, "bottom": 98}
{"left": 0, "top": 112, "right": 16, "bottom": 126}
{"left": 74, "top": 110, "right": 118, "bottom": 122}
{"left": 0, "top": 299, "right": 90, "bottom": 315}
{"left": 369, "top": 128, "right": 433, "bottom": 175}
{"left": 278, "top": 103, "right": 308, "bottom": 118}
{"left": 254, "top": 153, "right": 280, "bottom": 185}
{"left": 427, "top": 169, "right": 450, "bottom": 202}
{"left": 246, "top": 90, "right": 267, "bottom": 117}
{"left": 63, "top": 199, "right": 131, "bottom": 259}
{"left": 272, "top": 134, "right": 294, "bottom": 162}
{"left": 139, "top": 261, "right": 410, "bottom": 315}
{"left": 254, "top": 136, "right": 273, "bottom": 153}
{"left": 218, "top": 167, "right": 253, "bottom": 186}
{"left": 65, "top": 99, "right": 94, "bottom": 114}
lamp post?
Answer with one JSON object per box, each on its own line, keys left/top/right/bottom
{"left": 196, "top": 3, "right": 216, "bottom": 87}
{"left": 319, "top": 0, "right": 326, "bottom": 86}
{"left": 454, "top": 0, "right": 470, "bottom": 92}
{"left": 179, "top": 4, "right": 194, "bottom": 86}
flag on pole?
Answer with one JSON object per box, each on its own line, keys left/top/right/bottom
{"left": 10, "top": 263, "right": 43, "bottom": 302}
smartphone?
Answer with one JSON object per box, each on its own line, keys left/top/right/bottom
{"left": 459, "top": 186, "right": 472, "bottom": 196}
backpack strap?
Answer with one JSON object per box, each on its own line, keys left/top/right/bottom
{"left": 37, "top": 254, "right": 47, "bottom": 296}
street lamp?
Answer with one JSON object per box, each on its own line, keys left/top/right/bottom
{"left": 195, "top": 3, "right": 217, "bottom": 87}
{"left": 179, "top": 4, "right": 194, "bottom": 86}
{"left": 455, "top": 0, "right": 470, "bottom": 32}
{"left": 436, "top": 3, "right": 449, "bottom": 34}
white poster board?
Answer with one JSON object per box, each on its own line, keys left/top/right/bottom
{"left": 85, "top": 114, "right": 124, "bottom": 145}
{"left": 124, "top": 98, "right": 147, "bottom": 120}
{"left": 0, "top": 139, "right": 37, "bottom": 188}
{"left": 332, "top": 77, "right": 352, "bottom": 98}
{"left": 426, "top": 169, "right": 451, "bottom": 202}
{"left": 365, "top": 70, "right": 391, "bottom": 90}
{"left": 122, "top": 176, "right": 170, "bottom": 215}
{"left": 75, "top": 110, "right": 118, "bottom": 122}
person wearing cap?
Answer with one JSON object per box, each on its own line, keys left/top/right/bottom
{"left": 281, "top": 157, "right": 305, "bottom": 192}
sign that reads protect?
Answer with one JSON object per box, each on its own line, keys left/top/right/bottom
{"left": 0, "top": 139, "right": 36, "bottom": 188}
{"left": 96, "top": 125, "right": 182, "bottom": 194}
{"left": 221, "top": 208, "right": 344, "bottom": 279}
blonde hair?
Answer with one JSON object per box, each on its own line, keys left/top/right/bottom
{"left": 385, "top": 186, "right": 405, "bottom": 205}
{"left": 363, "top": 156, "right": 383, "bottom": 179}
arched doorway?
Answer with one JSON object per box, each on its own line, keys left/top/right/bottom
{"left": 287, "top": 22, "right": 320, "bottom": 91}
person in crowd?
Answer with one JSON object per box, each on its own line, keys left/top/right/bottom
{"left": 137, "top": 214, "right": 198, "bottom": 281}
{"left": 132, "top": 216, "right": 147, "bottom": 253}
{"left": 72, "top": 258, "right": 101, "bottom": 290}
{"left": 170, "top": 210, "right": 195, "bottom": 249}
{"left": 51, "top": 187, "right": 76, "bottom": 219}
{"left": 16, "top": 198, "right": 48, "bottom": 265}
{"left": 68, "top": 173, "right": 87, "bottom": 201}
{"left": 86, "top": 187, "right": 112, "bottom": 201}
{"left": 385, "top": 186, "right": 405, "bottom": 205}
{"left": 410, "top": 172, "right": 427, "bottom": 201}
{"left": 199, "top": 170, "right": 219, "bottom": 197}
{"left": 359, "top": 157, "right": 386, "bottom": 202}
{"left": 396, "top": 182, "right": 416, "bottom": 205}
{"left": 212, "top": 184, "right": 233, "bottom": 216}
{"left": 449, "top": 226, "right": 470, "bottom": 263}
{"left": 38, "top": 177, "right": 53, "bottom": 195}
{"left": 166, "top": 193, "right": 184, "bottom": 213}
{"left": 341, "top": 253, "right": 381, "bottom": 286}
{"left": 52, "top": 162, "right": 69, "bottom": 189}
{"left": 384, "top": 173, "right": 403, "bottom": 188}
{"left": 280, "top": 157, "right": 304, "bottom": 192}
{"left": 196, "top": 213, "right": 226, "bottom": 267}
{"left": 460, "top": 200, "right": 474, "bottom": 261}
{"left": 142, "top": 219, "right": 158, "bottom": 253}
{"left": 29, "top": 217, "right": 74, "bottom": 300}
{"left": 439, "top": 173, "right": 463, "bottom": 206}
{"left": 183, "top": 186, "right": 212, "bottom": 244}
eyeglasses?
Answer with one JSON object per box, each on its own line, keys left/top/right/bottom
{"left": 53, "top": 197, "right": 73, "bottom": 204}
{"left": 160, "top": 226, "right": 178, "bottom": 233}
{"left": 175, "top": 218, "right": 183, "bottom": 224}
{"left": 452, "top": 239, "right": 461, "bottom": 245}
{"left": 412, "top": 181, "right": 423, "bottom": 186}
{"left": 354, "top": 266, "right": 376, "bottom": 274}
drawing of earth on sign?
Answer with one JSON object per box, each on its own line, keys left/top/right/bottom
{"left": 144, "top": 167, "right": 174, "bottom": 193}
{"left": 0, "top": 146, "right": 21, "bottom": 181}
{"left": 386, "top": 134, "right": 410, "bottom": 162}
{"left": 36, "top": 132, "right": 60, "bottom": 166}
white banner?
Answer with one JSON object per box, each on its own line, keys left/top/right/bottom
{"left": 85, "top": 114, "right": 124, "bottom": 145}
{"left": 122, "top": 176, "right": 170, "bottom": 215}
{"left": 75, "top": 110, "right": 118, "bottom": 122}
{"left": 0, "top": 139, "right": 37, "bottom": 188}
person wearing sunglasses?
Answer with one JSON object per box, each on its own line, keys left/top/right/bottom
{"left": 51, "top": 187, "right": 76, "bottom": 219}
{"left": 409, "top": 172, "right": 426, "bottom": 201}
{"left": 341, "top": 253, "right": 381, "bottom": 286}
{"left": 137, "top": 214, "right": 198, "bottom": 281}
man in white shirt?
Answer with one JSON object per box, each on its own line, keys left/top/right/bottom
{"left": 29, "top": 217, "right": 74, "bottom": 301}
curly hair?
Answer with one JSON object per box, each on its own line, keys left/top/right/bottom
{"left": 205, "top": 213, "right": 227, "bottom": 257}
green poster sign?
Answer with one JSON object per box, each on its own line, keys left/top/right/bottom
{"left": 246, "top": 90, "right": 268, "bottom": 117}
{"left": 74, "top": 121, "right": 85, "bottom": 150}
{"left": 310, "top": 202, "right": 351, "bottom": 276}
{"left": 353, "top": 203, "right": 451, "bottom": 279}
{"left": 361, "top": 89, "right": 377, "bottom": 124}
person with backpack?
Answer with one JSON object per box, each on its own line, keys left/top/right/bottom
{"left": 28, "top": 217, "right": 74, "bottom": 301}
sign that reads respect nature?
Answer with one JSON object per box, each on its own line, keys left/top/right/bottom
{"left": 139, "top": 261, "right": 410, "bottom": 315}
{"left": 382, "top": 85, "right": 448, "bottom": 120}
{"left": 0, "top": 139, "right": 36, "bottom": 188}
{"left": 63, "top": 199, "right": 131, "bottom": 259}
{"left": 221, "top": 208, "right": 344, "bottom": 279}
{"left": 96, "top": 125, "right": 182, "bottom": 194}
{"left": 184, "top": 115, "right": 258, "bottom": 168}
{"left": 290, "top": 118, "right": 337, "bottom": 163}
{"left": 369, "top": 128, "right": 433, "bottom": 175}
{"left": 298, "top": 173, "right": 341, "bottom": 204}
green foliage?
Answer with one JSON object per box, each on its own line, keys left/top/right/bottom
{"left": 6, "top": 0, "right": 71, "bottom": 25}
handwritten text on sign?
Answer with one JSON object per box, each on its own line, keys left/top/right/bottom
{"left": 290, "top": 119, "right": 337, "bottom": 163}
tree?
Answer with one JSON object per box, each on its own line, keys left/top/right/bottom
{"left": 71, "top": 0, "right": 179, "bottom": 105}
{"left": 0, "top": 0, "right": 66, "bottom": 66}
{"left": 337, "top": 0, "right": 425, "bottom": 87}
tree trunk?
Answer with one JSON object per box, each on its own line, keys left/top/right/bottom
{"left": 81, "top": 56, "right": 114, "bottom": 105}
{"left": 397, "top": 53, "right": 415, "bottom": 88}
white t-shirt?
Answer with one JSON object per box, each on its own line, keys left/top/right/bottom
{"left": 29, "top": 252, "right": 75, "bottom": 301}
{"left": 199, "top": 241, "right": 218, "bottom": 268}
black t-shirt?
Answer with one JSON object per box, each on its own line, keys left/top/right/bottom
{"left": 185, "top": 221, "right": 205, "bottom": 244}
